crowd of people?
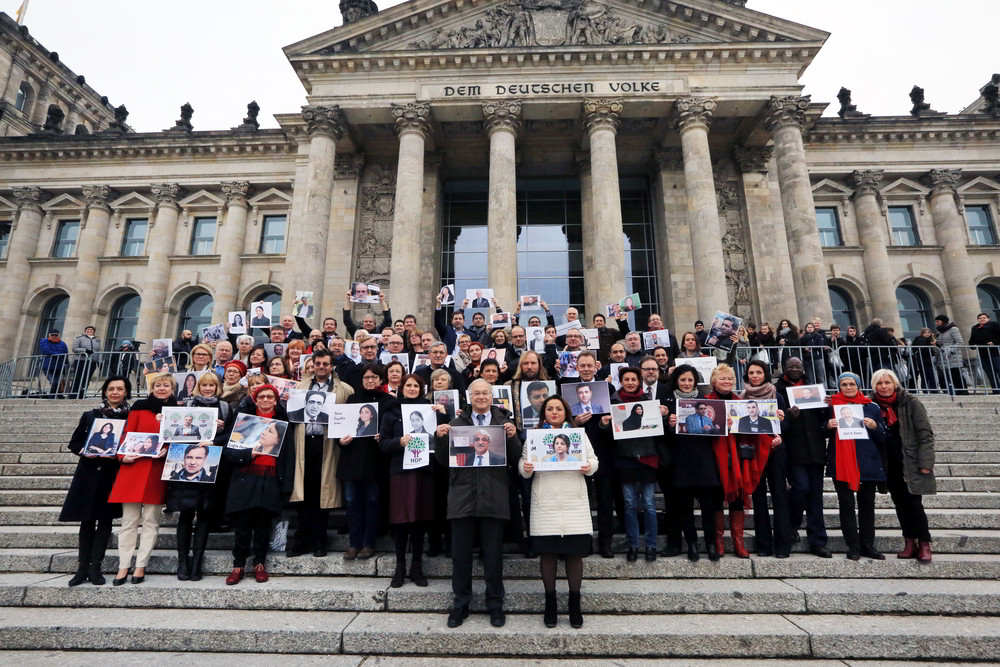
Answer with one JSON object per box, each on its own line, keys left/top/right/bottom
{"left": 58, "top": 293, "right": 950, "bottom": 629}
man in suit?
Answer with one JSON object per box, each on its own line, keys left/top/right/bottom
{"left": 288, "top": 390, "right": 329, "bottom": 425}
{"left": 685, "top": 403, "right": 720, "bottom": 434}
{"left": 570, "top": 383, "right": 604, "bottom": 416}
{"left": 736, "top": 400, "right": 774, "bottom": 435}
{"left": 173, "top": 415, "right": 202, "bottom": 439}
{"left": 251, "top": 305, "right": 270, "bottom": 328}
{"left": 170, "top": 444, "right": 216, "bottom": 482}
{"left": 471, "top": 290, "right": 491, "bottom": 308}
{"left": 462, "top": 429, "right": 505, "bottom": 466}
{"left": 520, "top": 380, "right": 549, "bottom": 423}
{"left": 837, "top": 406, "right": 864, "bottom": 429}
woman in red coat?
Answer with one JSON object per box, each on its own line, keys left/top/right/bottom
{"left": 110, "top": 373, "right": 177, "bottom": 585}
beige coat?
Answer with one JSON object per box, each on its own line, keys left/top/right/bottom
{"left": 518, "top": 433, "right": 598, "bottom": 537}
{"left": 288, "top": 374, "right": 354, "bottom": 508}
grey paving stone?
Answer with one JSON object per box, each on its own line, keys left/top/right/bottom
{"left": 0, "top": 652, "right": 361, "bottom": 667}
{"left": 790, "top": 577, "right": 1000, "bottom": 614}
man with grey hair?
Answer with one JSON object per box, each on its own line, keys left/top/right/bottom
{"left": 415, "top": 341, "right": 466, "bottom": 391}
{"left": 212, "top": 341, "right": 233, "bottom": 377}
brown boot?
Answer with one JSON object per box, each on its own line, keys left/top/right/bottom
{"left": 896, "top": 537, "right": 917, "bottom": 559}
{"left": 714, "top": 511, "right": 726, "bottom": 557}
{"left": 916, "top": 540, "right": 932, "bottom": 563}
{"left": 730, "top": 509, "right": 749, "bottom": 558}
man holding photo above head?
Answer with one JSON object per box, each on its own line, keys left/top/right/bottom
{"left": 435, "top": 378, "right": 520, "bottom": 629}
{"left": 343, "top": 288, "right": 393, "bottom": 338}
{"left": 590, "top": 311, "right": 629, "bottom": 365}
{"left": 471, "top": 290, "right": 491, "bottom": 309}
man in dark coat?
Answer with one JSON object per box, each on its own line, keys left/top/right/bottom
{"left": 970, "top": 312, "right": 1000, "bottom": 394}
{"left": 434, "top": 379, "right": 520, "bottom": 629}
{"left": 862, "top": 318, "right": 897, "bottom": 371}
{"left": 415, "top": 342, "right": 466, "bottom": 392}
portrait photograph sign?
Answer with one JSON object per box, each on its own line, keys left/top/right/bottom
{"left": 438, "top": 284, "right": 456, "bottom": 306}
{"left": 117, "top": 432, "right": 162, "bottom": 457}
{"left": 150, "top": 339, "right": 173, "bottom": 362}
{"left": 433, "top": 389, "right": 459, "bottom": 422}
{"left": 83, "top": 418, "right": 126, "bottom": 457}
{"left": 264, "top": 343, "right": 287, "bottom": 360}
{"left": 344, "top": 340, "right": 361, "bottom": 364}
{"left": 705, "top": 310, "right": 743, "bottom": 352}
{"left": 402, "top": 404, "right": 436, "bottom": 437}
{"left": 642, "top": 329, "right": 671, "bottom": 350}
{"left": 413, "top": 353, "right": 432, "bottom": 369}
{"left": 465, "top": 288, "right": 494, "bottom": 308}
{"left": 160, "top": 406, "right": 219, "bottom": 443}
{"left": 380, "top": 351, "right": 410, "bottom": 372}
{"left": 250, "top": 301, "right": 273, "bottom": 329}
{"left": 227, "top": 311, "right": 247, "bottom": 335}
{"left": 608, "top": 363, "right": 626, "bottom": 390}
{"left": 286, "top": 389, "right": 336, "bottom": 424}
{"left": 227, "top": 414, "right": 288, "bottom": 457}
{"left": 580, "top": 328, "right": 600, "bottom": 350}
{"left": 448, "top": 425, "right": 506, "bottom": 468}
{"left": 676, "top": 398, "right": 727, "bottom": 436}
{"left": 402, "top": 433, "right": 431, "bottom": 470}
{"left": 265, "top": 376, "right": 298, "bottom": 403}
{"left": 350, "top": 282, "right": 381, "bottom": 304}
{"left": 606, "top": 303, "right": 621, "bottom": 318}
{"left": 835, "top": 404, "right": 869, "bottom": 440}
{"left": 489, "top": 312, "right": 513, "bottom": 330}
{"left": 728, "top": 400, "right": 781, "bottom": 436}
{"left": 492, "top": 384, "right": 512, "bottom": 414}
{"left": 558, "top": 350, "right": 581, "bottom": 378}
{"left": 161, "top": 443, "right": 222, "bottom": 484}
{"left": 144, "top": 358, "right": 177, "bottom": 376}
{"left": 619, "top": 293, "right": 641, "bottom": 312}
{"left": 787, "top": 383, "right": 827, "bottom": 409}
{"left": 525, "top": 326, "right": 547, "bottom": 354}
{"left": 200, "top": 323, "right": 226, "bottom": 344}
{"left": 684, "top": 356, "right": 718, "bottom": 385}
{"left": 519, "top": 380, "right": 556, "bottom": 428}
{"left": 610, "top": 400, "right": 664, "bottom": 440}
{"left": 525, "top": 428, "right": 587, "bottom": 471}
{"left": 293, "top": 291, "right": 314, "bottom": 319}
{"left": 519, "top": 294, "right": 541, "bottom": 309}
{"left": 327, "top": 403, "right": 380, "bottom": 439}
{"left": 481, "top": 347, "right": 506, "bottom": 368}
{"left": 561, "top": 381, "right": 611, "bottom": 416}
{"left": 174, "top": 370, "right": 209, "bottom": 401}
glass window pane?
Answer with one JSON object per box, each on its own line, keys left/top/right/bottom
{"left": 190, "top": 217, "right": 217, "bottom": 255}
{"left": 967, "top": 205, "right": 997, "bottom": 246}
{"left": 978, "top": 285, "right": 1000, "bottom": 323}
{"left": 36, "top": 295, "right": 69, "bottom": 351}
{"left": 248, "top": 291, "right": 282, "bottom": 344}
{"left": 121, "top": 219, "right": 147, "bottom": 257}
{"left": 179, "top": 293, "right": 214, "bottom": 339}
{"left": 896, "top": 285, "right": 931, "bottom": 341}
{"left": 107, "top": 294, "right": 141, "bottom": 350}
{"left": 0, "top": 221, "right": 10, "bottom": 259}
{"left": 888, "top": 206, "right": 919, "bottom": 246}
{"left": 829, "top": 286, "right": 855, "bottom": 331}
{"left": 260, "top": 215, "right": 286, "bottom": 254}
{"left": 816, "top": 207, "right": 842, "bottom": 247}
{"left": 53, "top": 221, "right": 80, "bottom": 258}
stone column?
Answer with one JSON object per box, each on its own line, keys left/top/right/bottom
{"left": 652, "top": 148, "right": 698, "bottom": 330}
{"left": 0, "top": 187, "right": 48, "bottom": 361}
{"left": 322, "top": 153, "right": 365, "bottom": 319}
{"left": 133, "top": 184, "right": 185, "bottom": 349}
{"left": 29, "top": 83, "right": 52, "bottom": 126}
{"left": 576, "top": 152, "right": 599, "bottom": 321}
{"left": 211, "top": 181, "right": 252, "bottom": 324}
{"left": 764, "top": 95, "right": 833, "bottom": 323}
{"left": 673, "top": 98, "right": 729, "bottom": 320}
{"left": 483, "top": 100, "right": 521, "bottom": 309}
{"left": 63, "top": 185, "right": 118, "bottom": 339}
{"left": 298, "top": 106, "right": 346, "bottom": 315}
{"left": 848, "top": 170, "right": 900, "bottom": 330}
{"left": 584, "top": 98, "right": 626, "bottom": 317}
{"left": 388, "top": 102, "right": 432, "bottom": 314}
{"left": 924, "top": 169, "right": 980, "bottom": 329}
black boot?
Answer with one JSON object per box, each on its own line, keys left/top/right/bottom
{"left": 568, "top": 591, "right": 583, "bottom": 629}
{"left": 71, "top": 522, "right": 97, "bottom": 586}
{"left": 189, "top": 520, "right": 210, "bottom": 582}
{"left": 68, "top": 562, "right": 89, "bottom": 587}
{"left": 176, "top": 516, "right": 193, "bottom": 581}
{"left": 87, "top": 563, "right": 106, "bottom": 586}
{"left": 390, "top": 561, "right": 406, "bottom": 588}
{"left": 543, "top": 590, "right": 557, "bottom": 628}
{"left": 409, "top": 560, "right": 427, "bottom": 587}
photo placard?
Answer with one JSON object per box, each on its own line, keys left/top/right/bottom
{"left": 610, "top": 400, "right": 664, "bottom": 440}
{"left": 350, "top": 282, "right": 381, "bottom": 304}
{"left": 675, "top": 398, "right": 727, "bottom": 436}
{"left": 150, "top": 339, "right": 173, "bottom": 362}
{"left": 264, "top": 343, "right": 286, "bottom": 360}
{"left": 286, "top": 389, "right": 336, "bottom": 424}
{"left": 250, "top": 301, "right": 273, "bottom": 329}
{"left": 117, "top": 432, "right": 162, "bottom": 457}
{"left": 525, "top": 327, "right": 547, "bottom": 353}
{"left": 608, "top": 363, "right": 626, "bottom": 390}
{"left": 143, "top": 358, "right": 176, "bottom": 375}
{"left": 519, "top": 294, "right": 541, "bottom": 309}
{"left": 201, "top": 323, "right": 226, "bottom": 343}
{"left": 519, "top": 380, "right": 556, "bottom": 428}
{"left": 525, "top": 428, "right": 587, "bottom": 471}
{"left": 433, "top": 389, "right": 459, "bottom": 422}
{"left": 786, "top": 383, "right": 827, "bottom": 409}
{"left": 413, "top": 353, "right": 432, "bottom": 369}
{"left": 265, "top": 376, "right": 298, "bottom": 403}
{"left": 579, "top": 328, "right": 600, "bottom": 350}
{"left": 561, "top": 381, "right": 611, "bottom": 416}
{"left": 227, "top": 311, "right": 247, "bottom": 335}
{"left": 558, "top": 350, "right": 581, "bottom": 378}
{"left": 227, "top": 414, "right": 288, "bottom": 456}
{"left": 159, "top": 406, "right": 218, "bottom": 443}
{"left": 161, "top": 443, "right": 222, "bottom": 483}
{"left": 489, "top": 312, "right": 513, "bottom": 330}
{"left": 83, "top": 418, "right": 126, "bottom": 457}
{"left": 606, "top": 303, "right": 621, "bottom": 318}
{"left": 328, "top": 403, "right": 380, "bottom": 439}
{"left": 448, "top": 425, "right": 506, "bottom": 467}
{"left": 619, "top": 293, "right": 641, "bottom": 312}
{"left": 728, "top": 400, "right": 781, "bottom": 435}
{"left": 705, "top": 310, "right": 743, "bottom": 352}
{"left": 174, "top": 370, "right": 208, "bottom": 401}
{"left": 465, "top": 288, "right": 494, "bottom": 308}
{"left": 402, "top": 404, "right": 436, "bottom": 437}
{"left": 554, "top": 321, "right": 580, "bottom": 337}
{"left": 293, "top": 291, "right": 314, "bottom": 319}
{"left": 380, "top": 351, "right": 410, "bottom": 372}
{"left": 642, "top": 330, "right": 671, "bottom": 350}
{"left": 480, "top": 348, "right": 506, "bottom": 368}
{"left": 835, "top": 404, "right": 869, "bottom": 440}
{"left": 438, "top": 284, "right": 456, "bottom": 306}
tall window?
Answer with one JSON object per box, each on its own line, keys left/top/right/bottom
{"left": 179, "top": 293, "right": 214, "bottom": 339}
{"left": 260, "top": 215, "right": 286, "bottom": 254}
{"left": 621, "top": 178, "right": 660, "bottom": 330}
{"left": 106, "top": 294, "right": 140, "bottom": 350}
{"left": 190, "top": 217, "right": 217, "bottom": 255}
{"left": 967, "top": 205, "right": 997, "bottom": 245}
{"left": 829, "top": 286, "right": 856, "bottom": 331}
{"left": 0, "top": 221, "right": 10, "bottom": 259}
{"left": 979, "top": 284, "right": 1000, "bottom": 323}
{"left": 896, "top": 285, "right": 932, "bottom": 341}
{"left": 888, "top": 206, "right": 920, "bottom": 246}
{"left": 816, "top": 207, "right": 842, "bottom": 247}
{"left": 14, "top": 82, "right": 31, "bottom": 112}
{"left": 36, "top": 294, "right": 69, "bottom": 350}
{"left": 120, "top": 219, "right": 147, "bottom": 257}
{"left": 248, "top": 291, "right": 282, "bottom": 343}
{"left": 52, "top": 220, "right": 80, "bottom": 258}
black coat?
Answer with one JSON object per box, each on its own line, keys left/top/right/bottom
{"left": 59, "top": 409, "right": 125, "bottom": 523}
{"left": 775, "top": 378, "right": 827, "bottom": 466}
{"left": 336, "top": 389, "right": 394, "bottom": 481}
{"left": 379, "top": 397, "right": 447, "bottom": 475}
{"left": 664, "top": 393, "right": 720, "bottom": 488}
{"left": 224, "top": 403, "right": 294, "bottom": 515}
{"left": 165, "top": 399, "right": 235, "bottom": 514}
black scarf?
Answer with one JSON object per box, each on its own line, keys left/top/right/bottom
{"left": 98, "top": 399, "right": 130, "bottom": 419}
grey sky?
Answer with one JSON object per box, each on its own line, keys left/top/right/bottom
{"left": 14, "top": 0, "right": 994, "bottom": 132}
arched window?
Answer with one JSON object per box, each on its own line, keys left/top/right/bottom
{"left": 247, "top": 290, "right": 282, "bottom": 343}
{"left": 896, "top": 285, "right": 932, "bottom": 341}
{"left": 14, "top": 82, "right": 33, "bottom": 113}
{"left": 107, "top": 294, "right": 140, "bottom": 351}
{"left": 978, "top": 284, "right": 1000, "bottom": 323}
{"left": 74, "top": 124, "right": 89, "bottom": 136}
{"left": 179, "top": 293, "right": 214, "bottom": 339}
{"left": 828, "top": 286, "right": 856, "bottom": 332}
{"left": 35, "top": 294, "right": 69, "bottom": 352}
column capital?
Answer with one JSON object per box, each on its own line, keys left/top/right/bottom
{"left": 150, "top": 183, "right": 186, "bottom": 207}
{"left": 848, "top": 169, "right": 885, "bottom": 197}
{"left": 923, "top": 168, "right": 963, "bottom": 195}
{"left": 482, "top": 100, "right": 522, "bottom": 136}
{"left": 652, "top": 147, "right": 684, "bottom": 171}
{"left": 671, "top": 97, "right": 716, "bottom": 134}
{"left": 334, "top": 152, "right": 366, "bottom": 178}
{"left": 12, "top": 186, "right": 49, "bottom": 211}
{"left": 81, "top": 185, "right": 119, "bottom": 210}
{"left": 763, "top": 95, "right": 811, "bottom": 133}
{"left": 221, "top": 181, "right": 253, "bottom": 206}
{"left": 733, "top": 146, "right": 773, "bottom": 174}
{"left": 392, "top": 102, "right": 433, "bottom": 138}
{"left": 582, "top": 98, "right": 623, "bottom": 135}
{"left": 574, "top": 151, "right": 591, "bottom": 176}
{"left": 302, "top": 105, "right": 347, "bottom": 140}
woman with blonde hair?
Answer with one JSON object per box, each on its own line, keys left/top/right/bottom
{"left": 188, "top": 344, "right": 215, "bottom": 372}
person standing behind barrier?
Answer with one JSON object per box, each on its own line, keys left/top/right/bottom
{"left": 934, "top": 314, "right": 967, "bottom": 395}
{"left": 969, "top": 313, "right": 1000, "bottom": 395}
{"left": 39, "top": 329, "right": 68, "bottom": 397}
{"left": 800, "top": 322, "right": 827, "bottom": 387}
{"left": 862, "top": 318, "right": 897, "bottom": 374}
{"left": 910, "top": 328, "right": 939, "bottom": 392}
{"left": 70, "top": 326, "right": 101, "bottom": 399}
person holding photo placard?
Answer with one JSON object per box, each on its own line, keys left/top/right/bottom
{"left": 343, "top": 289, "right": 393, "bottom": 338}
{"left": 519, "top": 395, "right": 597, "bottom": 629}
{"left": 60, "top": 375, "right": 132, "bottom": 587}
{"left": 827, "top": 372, "right": 888, "bottom": 561}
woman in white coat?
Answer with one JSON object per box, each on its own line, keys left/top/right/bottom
{"left": 519, "top": 394, "right": 597, "bottom": 630}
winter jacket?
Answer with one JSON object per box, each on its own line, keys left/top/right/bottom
{"left": 59, "top": 408, "right": 125, "bottom": 522}
{"left": 825, "top": 402, "right": 888, "bottom": 484}
{"left": 871, "top": 389, "right": 936, "bottom": 496}
{"left": 935, "top": 323, "right": 965, "bottom": 369}
{"left": 39, "top": 338, "right": 68, "bottom": 371}
{"left": 109, "top": 399, "right": 173, "bottom": 505}
{"left": 774, "top": 378, "right": 827, "bottom": 467}
{"left": 518, "top": 431, "right": 598, "bottom": 537}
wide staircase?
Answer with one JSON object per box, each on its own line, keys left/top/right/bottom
{"left": 0, "top": 396, "right": 999, "bottom": 664}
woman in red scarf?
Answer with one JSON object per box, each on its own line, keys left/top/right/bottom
{"left": 826, "top": 372, "right": 888, "bottom": 560}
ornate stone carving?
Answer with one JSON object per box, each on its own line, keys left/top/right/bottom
{"left": 335, "top": 152, "right": 366, "bottom": 178}
{"left": 848, "top": 170, "right": 884, "bottom": 197}
{"left": 340, "top": 0, "right": 378, "bottom": 24}
{"left": 652, "top": 147, "right": 684, "bottom": 171}
{"left": 354, "top": 164, "right": 396, "bottom": 290}
{"left": 923, "top": 169, "right": 962, "bottom": 195}
{"left": 762, "top": 95, "right": 810, "bottom": 133}
{"left": 909, "top": 85, "right": 943, "bottom": 117}
{"left": 13, "top": 186, "right": 48, "bottom": 211}
{"left": 233, "top": 100, "right": 260, "bottom": 132}
{"left": 101, "top": 104, "right": 129, "bottom": 135}
{"left": 165, "top": 103, "right": 194, "bottom": 133}
{"left": 837, "top": 87, "right": 870, "bottom": 120}
{"left": 981, "top": 74, "right": 1000, "bottom": 117}
{"left": 582, "top": 98, "right": 623, "bottom": 134}
{"left": 407, "top": 0, "right": 693, "bottom": 50}
{"left": 150, "top": 184, "right": 186, "bottom": 206}
{"left": 221, "top": 181, "right": 253, "bottom": 206}
{"left": 733, "top": 146, "right": 773, "bottom": 174}
{"left": 302, "top": 105, "right": 347, "bottom": 140}
{"left": 483, "top": 100, "right": 522, "bottom": 135}
{"left": 714, "top": 160, "right": 752, "bottom": 317}
{"left": 392, "top": 102, "right": 433, "bottom": 137}
{"left": 672, "top": 97, "right": 716, "bottom": 133}
{"left": 40, "top": 104, "right": 65, "bottom": 134}
{"left": 81, "top": 185, "right": 118, "bottom": 210}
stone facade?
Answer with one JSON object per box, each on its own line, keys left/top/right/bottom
{"left": 1, "top": 0, "right": 1000, "bottom": 361}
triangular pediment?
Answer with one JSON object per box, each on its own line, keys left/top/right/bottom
{"left": 178, "top": 190, "right": 225, "bottom": 208}
{"left": 248, "top": 188, "right": 292, "bottom": 206}
{"left": 285, "top": 0, "right": 828, "bottom": 56}
{"left": 811, "top": 179, "right": 852, "bottom": 196}
{"left": 880, "top": 178, "right": 929, "bottom": 197}
{"left": 958, "top": 176, "right": 1000, "bottom": 195}
{"left": 111, "top": 192, "right": 156, "bottom": 210}
{"left": 41, "top": 193, "right": 85, "bottom": 211}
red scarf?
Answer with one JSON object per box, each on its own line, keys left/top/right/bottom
{"left": 872, "top": 391, "right": 899, "bottom": 428}
{"left": 707, "top": 390, "right": 770, "bottom": 504}
{"left": 782, "top": 375, "right": 805, "bottom": 386}
{"left": 829, "top": 391, "right": 871, "bottom": 492}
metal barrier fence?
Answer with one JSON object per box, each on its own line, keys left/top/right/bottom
{"left": 0, "top": 351, "right": 191, "bottom": 399}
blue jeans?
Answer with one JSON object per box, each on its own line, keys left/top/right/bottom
{"left": 343, "top": 480, "right": 379, "bottom": 549}
{"left": 621, "top": 481, "right": 657, "bottom": 549}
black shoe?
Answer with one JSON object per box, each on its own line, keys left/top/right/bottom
{"left": 489, "top": 608, "right": 506, "bottom": 627}
{"left": 791, "top": 530, "right": 801, "bottom": 543}
{"left": 87, "top": 564, "right": 106, "bottom": 586}
{"left": 313, "top": 549, "right": 328, "bottom": 558}
{"left": 189, "top": 552, "right": 205, "bottom": 582}
{"left": 130, "top": 574, "right": 145, "bottom": 584}
{"left": 626, "top": 548, "right": 638, "bottom": 562}
{"left": 809, "top": 544, "right": 833, "bottom": 559}
{"left": 112, "top": 570, "right": 129, "bottom": 586}
{"left": 846, "top": 548, "right": 861, "bottom": 561}
{"left": 687, "top": 544, "right": 700, "bottom": 562}
{"left": 662, "top": 545, "right": 681, "bottom": 558}
{"left": 568, "top": 591, "right": 583, "bottom": 629}
{"left": 757, "top": 548, "right": 774, "bottom": 557}
{"left": 176, "top": 553, "right": 191, "bottom": 581}
{"left": 410, "top": 561, "right": 428, "bottom": 587}
{"left": 860, "top": 546, "right": 885, "bottom": 560}
{"left": 68, "top": 564, "right": 89, "bottom": 587}
{"left": 774, "top": 549, "right": 790, "bottom": 559}
{"left": 390, "top": 563, "right": 406, "bottom": 588}
{"left": 707, "top": 544, "right": 720, "bottom": 562}
{"left": 447, "top": 605, "right": 469, "bottom": 628}
{"left": 645, "top": 547, "right": 656, "bottom": 562}
{"left": 543, "top": 590, "right": 557, "bottom": 628}
{"left": 285, "top": 547, "right": 307, "bottom": 558}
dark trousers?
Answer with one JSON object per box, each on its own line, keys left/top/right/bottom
{"left": 450, "top": 516, "right": 505, "bottom": 612}
{"left": 751, "top": 445, "right": 793, "bottom": 552}
{"left": 948, "top": 367, "right": 968, "bottom": 395}
{"left": 834, "top": 479, "right": 876, "bottom": 551}
{"left": 78, "top": 519, "right": 113, "bottom": 566}
{"left": 232, "top": 509, "right": 275, "bottom": 567}
{"left": 295, "top": 436, "right": 329, "bottom": 550}
{"left": 886, "top": 445, "right": 931, "bottom": 542}
{"left": 592, "top": 471, "right": 618, "bottom": 546}
{"left": 981, "top": 348, "right": 1000, "bottom": 395}
{"left": 177, "top": 509, "right": 211, "bottom": 554}
{"left": 343, "top": 479, "right": 380, "bottom": 549}
{"left": 657, "top": 465, "right": 683, "bottom": 549}
{"left": 675, "top": 486, "right": 719, "bottom": 548}
{"left": 788, "top": 463, "right": 827, "bottom": 546}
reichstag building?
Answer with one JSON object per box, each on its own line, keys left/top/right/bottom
{"left": 1, "top": 0, "right": 999, "bottom": 361}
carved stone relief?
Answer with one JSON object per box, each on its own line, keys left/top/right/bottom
{"left": 714, "top": 159, "right": 752, "bottom": 319}
{"left": 353, "top": 164, "right": 397, "bottom": 307}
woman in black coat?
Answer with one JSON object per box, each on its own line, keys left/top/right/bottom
{"left": 59, "top": 375, "right": 131, "bottom": 586}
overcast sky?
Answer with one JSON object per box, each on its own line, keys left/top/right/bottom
{"left": 13, "top": 0, "right": 994, "bottom": 132}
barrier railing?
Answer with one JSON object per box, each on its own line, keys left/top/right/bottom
{"left": 0, "top": 351, "right": 191, "bottom": 399}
